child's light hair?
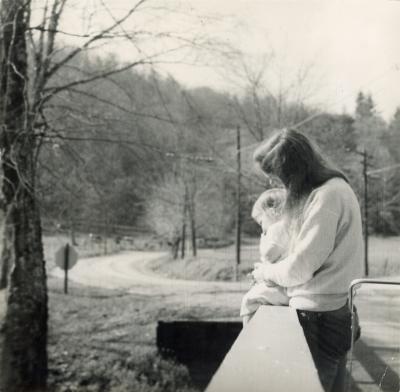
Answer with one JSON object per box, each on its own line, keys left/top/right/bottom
{"left": 251, "top": 188, "right": 286, "bottom": 227}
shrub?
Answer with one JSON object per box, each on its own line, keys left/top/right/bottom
{"left": 48, "top": 353, "right": 197, "bottom": 392}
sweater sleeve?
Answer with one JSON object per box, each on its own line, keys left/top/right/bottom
{"left": 264, "top": 189, "right": 340, "bottom": 287}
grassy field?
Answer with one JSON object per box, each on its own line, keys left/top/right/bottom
{"left": 150, "top": 235, "right": 400, "bottom": 282}
{"left": 1, "top": 235, "right": 399, "bottom": 391}
{"left": 46, "top": 278, "right": 202, "bottom": 392}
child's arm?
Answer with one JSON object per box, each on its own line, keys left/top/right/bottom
{"left": 260, "top": 238, "right": 283, "bottom": 264}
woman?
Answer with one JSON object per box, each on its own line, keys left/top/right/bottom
{"left": 251, "top": 128, "right": 363, "bottom": 392}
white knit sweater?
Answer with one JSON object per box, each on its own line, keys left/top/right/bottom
{"left": 264, "top": 177, "right": 364, "bottom": 311}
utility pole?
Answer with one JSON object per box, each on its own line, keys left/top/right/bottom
{"left": 235, "top": 126, "right": 241, "bottom": 281}
{"left": 362, "top": 148, "right": 369, "bottom": 277}
{"left": 351, "top": 147, "right": 371, "bottom": 277}
{"left": 64, "top": 243, "right": 70, "bottom": 294}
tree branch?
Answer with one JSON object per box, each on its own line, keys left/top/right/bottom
{"left": 45, "top": 0, "right": 148, "bottom": 80}
{"left": 64, "top": 87, "right": 178, "bottom": 124}
{"left": 43, "top": 60, "right": 147, "bottom": 100}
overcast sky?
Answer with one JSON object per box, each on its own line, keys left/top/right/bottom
{"left": 55, "top": 0, "right": 400, "bottom": 120}
{"left": 175, "top": 0, "right": 400, "bottom": 120}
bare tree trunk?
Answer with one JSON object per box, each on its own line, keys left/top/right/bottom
{"left": 0, "top": 188, "right": 48, "bottom": 392}
{"left": 180, "top": 187, "right": 188, "bottom": 259}
{"left": 0, "top": 225, "right": 10, "bottom": 289}
{"left": 172, "top": 237, "right": 180, "bottom": 259}
{"left": 0, "top": 2, "right": 48, "bottom": 391}
{"left": 0, "top": 262, "right": 8, "bottom": 289}
{"left": 103, "top": 215, "right": 108, "bottom": 255}
{"left": 181, "top": 212, "right": 186, "bottom": 259}
{"left": 188, "top": 188, "right": 197, "bottom": 257}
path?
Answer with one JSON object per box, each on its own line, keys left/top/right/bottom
{"left": 50, "top": 251, "right": 248, "bottom": 295}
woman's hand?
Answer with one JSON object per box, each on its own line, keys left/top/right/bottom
{"left": 252, "top": 262, "right": 275, "bottom": 286}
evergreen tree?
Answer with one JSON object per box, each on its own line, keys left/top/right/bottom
{"left": 355, "top": 91, "right": 375, "bottom": 119}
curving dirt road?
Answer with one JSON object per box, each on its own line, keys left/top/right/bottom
{"left": 50, "top": 250, "right": 248, "bottom": 296}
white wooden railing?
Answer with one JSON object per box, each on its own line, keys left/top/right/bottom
{"left": 205, "top": 305, "right": 324, "bottom": 392}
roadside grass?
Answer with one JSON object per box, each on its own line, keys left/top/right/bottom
{"left": 150, "top": 235, "right": 400, "bottom": 282}
{"left": 368, "top": 236, "right": 400, "bottom": 277}
{"left": 149, "top": 244, "right": 258, "bottom": 282}
{"left": 2, "top": 235, "right": 228, "bottom": 392}
{"left": 47, "top": 277, "right": 203, "bottom": 392}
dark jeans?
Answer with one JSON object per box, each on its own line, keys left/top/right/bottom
{"left": 297, "top": 304, "right": 359, "bottom": 392}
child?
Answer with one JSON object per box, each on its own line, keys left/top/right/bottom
{"left": 240, "top": 188, "right": 289, "bottom": 325}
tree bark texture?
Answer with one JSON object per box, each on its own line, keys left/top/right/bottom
{"left": 0, "top": 1, "right": 48, "bottom": 391}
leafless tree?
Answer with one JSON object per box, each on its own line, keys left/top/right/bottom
{"left": 222, "top": 51, "right": 317, "bottom": 141}
{"left": 0, "top": 2, "right": 48, "bottom": 390}
{"left": 0, "top": 0, "right": 225, "bottom": 390}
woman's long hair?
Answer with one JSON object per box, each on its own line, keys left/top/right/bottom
{"left": 253, "top": 128, "right": 348, "bottom": 215}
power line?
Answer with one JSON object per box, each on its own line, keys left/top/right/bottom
{"left": 367, "top": 163, "right": 400, "bottom": 176}
{"left": 42, "top": 127, "right": 265, "bottom": 187}
{"left": 44, "top": 132, "right": 214, "bottom": 162}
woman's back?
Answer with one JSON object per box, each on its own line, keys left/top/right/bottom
{"left": 283, "top": 177, "right": 364, "bottom": 311}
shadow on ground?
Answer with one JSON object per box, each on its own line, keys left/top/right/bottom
{"left": 351, "top": 339, "right": 399, "bottom": 392}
